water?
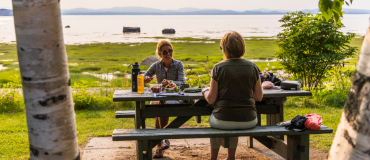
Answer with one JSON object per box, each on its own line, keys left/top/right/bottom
{"left": 0, "top": 14, "right": 369, "bottom": 44}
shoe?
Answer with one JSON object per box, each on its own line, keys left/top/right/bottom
{"left": 153, "top": 146, "right": 164, "bottom": 158}
{"left": 160, "top": 139, "right": 170, "bottom": 150}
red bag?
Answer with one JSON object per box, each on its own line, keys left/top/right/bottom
{"left": 304, "top": 114, "right": 322, "bottom": 130}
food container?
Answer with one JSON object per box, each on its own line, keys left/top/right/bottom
{"left": 165, "top": 87, "right": 175, "bottom": 93}
{"left": 175, "top": 86, "right": 181, "bottom": 92}
{"left": 150, "top": 84, "right": 162, "bottom": 93}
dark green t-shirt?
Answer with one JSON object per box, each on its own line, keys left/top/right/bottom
{"left": 211, "top": 59, "right": 260, "bottom": 122}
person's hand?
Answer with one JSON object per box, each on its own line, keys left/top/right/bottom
{"left": 202, "top": 87, "right": 210, "bottom": 94}
{"left": 161, "top": 79, "right": 171, "bottom": 86}
{"left": 262, "top": 81, "right": 274, "bottom": 89}
{"left": 144, "top": 76, "right": 154, "bottom": 83}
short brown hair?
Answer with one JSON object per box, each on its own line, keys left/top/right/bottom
{"left": 220, "top": 31, "right": 245, "bottom": 58}
{"left": 156, "top": 40, "right": 173, "bottom": 60}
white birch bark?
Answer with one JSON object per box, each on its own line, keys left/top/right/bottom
{"left": 12, "top": 0, "right": 79, "bottom": 159}
{"left": 329, "top": 18, "right": 370, "bottom": 160}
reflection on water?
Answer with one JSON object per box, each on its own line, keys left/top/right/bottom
{"left": 82, "top": 71, "right": 132, "bottom": 81}
{"left": 0, "top": 14, "right": 368, "bottom": 44}
{"left": 83, "top": 72, "right": 117, "bottom": 81}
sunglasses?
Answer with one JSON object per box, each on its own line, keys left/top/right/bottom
{"left": 160, "top": 49, "right": 173, "bottom": 55}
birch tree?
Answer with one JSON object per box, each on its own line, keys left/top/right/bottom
{"left": 329, "top": 20, "right": 370, "bottom": 160}
{"left": 12, "top": 0, "right": 80, "bottom": 159}
{"left": 317, "top": 0, "right": 370, "bottom": 159}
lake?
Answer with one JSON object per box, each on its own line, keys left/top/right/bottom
{"left": 0, "top": 14, "right": 369, "bottom": 44}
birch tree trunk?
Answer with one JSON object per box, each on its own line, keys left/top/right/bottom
{"left": 12, "top": 0, "right": 80, "bottom": 159}
{"left": 329, "top": 19, "right": 370, "bottom": 160}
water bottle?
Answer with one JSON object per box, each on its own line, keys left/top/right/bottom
{"left": 137, "top": 72, "right": 145, "bottom": 94}
{"left": 129, "top": 62, "right": 140, "bottom": 92}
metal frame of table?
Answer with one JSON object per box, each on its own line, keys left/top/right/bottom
{"left": 113, "top": 89, "right": 312, "bottom": 159}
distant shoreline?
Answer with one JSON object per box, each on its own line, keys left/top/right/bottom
{"left": 1, "top": 7, "right": 370, "bottom": 16}
{"left": 1, "top": 13, "right": 369, "bottom": 16}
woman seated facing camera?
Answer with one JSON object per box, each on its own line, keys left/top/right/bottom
{"left": 144, "top": 40, "right": 185, "bottom": 158}
{"left": 202, "top": 31, "right": 263, "bottom": 160}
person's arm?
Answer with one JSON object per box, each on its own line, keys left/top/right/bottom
{"left": 172, "top": 62, "right": 185, "bottom": 86}
{"left": 253, "top": 77, "right": 263, "bottom": 101}
{"left": 144, "top": 63, "right": 156, "bottom": 83}
{"left": 202, "top": 78, "right": 218, "bottom": 104}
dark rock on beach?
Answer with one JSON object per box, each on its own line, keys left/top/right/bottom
{"left": 123, "top": 27, "right": 140, "bottom": 33}
{"left": 140, "top": 56, "right": 159, "bottom": 66}
{"left": 162, "top": 28, "right": 176, "bottom": 34}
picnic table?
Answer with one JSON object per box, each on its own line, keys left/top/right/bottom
{"left": 112, "top": 89, "right": 324, "bottom": 160}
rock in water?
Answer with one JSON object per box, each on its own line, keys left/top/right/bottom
{"left": 162, "top": 28, "right": 176, "bottom": 34}
{"left": 123, "top": 27, "right": 140, "bottom": 33}
{"left": 141, "top": 56, "right": 159, "bottom": 66}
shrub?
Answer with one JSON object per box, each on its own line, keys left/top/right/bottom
{"left": 0, "top": 75, "right": 24, "bottom": 112}
{"left": 311, "top": 65, "right": 352, "bottom": 108}
{"left": 72, "top": 80, "right": 134, "bottom": 110}
{"left": 186, "top": 74, "right": 210, "bottom": 88}
{"left": 276, "top": 11, "right": 357, "bottom": 90}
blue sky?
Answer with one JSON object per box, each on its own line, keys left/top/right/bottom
{"left": 1, "top": 0, "right": 369, "bottom": 10}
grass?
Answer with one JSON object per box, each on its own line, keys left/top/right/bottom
{"left": 0, "top": 36, "right": 363, "bottom": 87}
{"left": 0, "top": 37, "right": 363, "bottom": 159}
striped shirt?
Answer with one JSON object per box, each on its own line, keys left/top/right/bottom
{"left": 144, "top": 59, "right": 186, "bottom": 86}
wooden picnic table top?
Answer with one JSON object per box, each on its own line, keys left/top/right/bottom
{"left": 113, "top": 89, "right": 312, "bottom": 102}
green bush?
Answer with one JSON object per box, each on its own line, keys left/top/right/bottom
{"left": 72, "top": 80, "right": 133, "bottom": 110}
{"left": 276, "top": 11, "right": 357, "bottom": 90}
{"left": 312, "top": 89, "right": 349, "bottom": 108}
{"left": 0, "top": 75, "right": 24, "bottom": 112}
{"left": 310, "top": 66, "right": 352, "bottom": 108}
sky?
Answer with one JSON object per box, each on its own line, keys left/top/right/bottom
{"left": 1, "top": 0, "right": 370, "bottom": 10}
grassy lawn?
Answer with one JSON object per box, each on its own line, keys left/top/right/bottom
{"left": 1, "top": 99, "right": 342, "bottom": 159}
{"left": 0, "top": 37, "right": 361, "bottom": 159}
{"left": 0, "top": 37, "right": 362, "bottom": 87}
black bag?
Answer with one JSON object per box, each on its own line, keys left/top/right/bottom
{"left": 265, "top": 72, "right": 281, "bottom": 86}
{"left": 285, "top": 115, "right": 308, "bottom": 132}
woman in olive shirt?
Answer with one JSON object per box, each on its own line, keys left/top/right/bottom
{"left": 202, "top": 31, "right": 263, "bottom": 160}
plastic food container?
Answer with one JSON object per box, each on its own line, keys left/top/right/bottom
{"left": 150, "top": 84, "right": 162, "bottom": 93}
{"left": 165, "top": 87, "right": 175, "bottom": 93}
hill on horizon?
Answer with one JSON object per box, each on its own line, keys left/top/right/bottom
{"left": 1, "top": 7, "right": 370, "bottom": 16}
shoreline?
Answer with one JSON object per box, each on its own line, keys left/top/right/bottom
{"left": 0, "top": 35, "right": 364, "bottom": 45}
{"left": 0, "top": 36, "right": 279, "bottom": 45}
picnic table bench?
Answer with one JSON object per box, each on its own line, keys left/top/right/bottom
{"left": 114, "top": 126, "right": 333, "bottom": 160}
{"left": 112, "top": 89, "right": 333, "bottom": 160}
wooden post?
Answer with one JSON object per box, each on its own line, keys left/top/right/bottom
{"left": 136, "top": 140, "right": 143, "bottom": 160}
{"left": 12, "top": 0, "right": 79, "bottom": 159}
{"left": 135, "top": 101, "right": 142, "bottom": 129}
{"left": 141, "top": 101, "right": 146, "bottom": 129}
{"left": 287, "top": 135, "right": 309, "bottom": 160}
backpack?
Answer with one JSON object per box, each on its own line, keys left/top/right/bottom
{"left": 304, "top": 114, "right": 322, "bottom": 130}
{"left": 285, "top": 115, "right": 308, "bottom": 132}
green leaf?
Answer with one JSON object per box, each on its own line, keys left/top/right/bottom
{"left": 333, "top": 0, "right": 343, "bottom": 16}
{"left": 319, "top": 0, "right": 333, "bottom": 15}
